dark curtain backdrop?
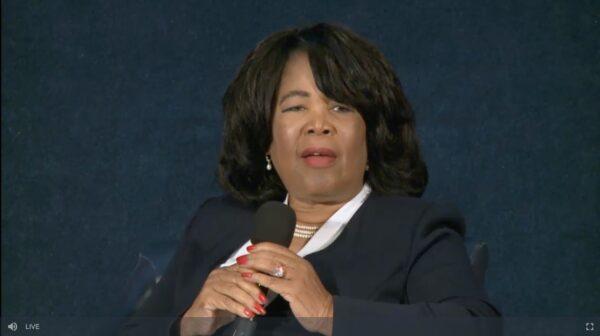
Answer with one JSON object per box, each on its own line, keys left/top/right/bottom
{"left": 2, "top": 0, "right": 598, "bottom": 321}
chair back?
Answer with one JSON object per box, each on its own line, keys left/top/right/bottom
{"left": 470, "top": 241, "right": 489, "bottom": 287}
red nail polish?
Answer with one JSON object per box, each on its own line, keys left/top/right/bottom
{"left": 244, "top": 308, "right": 254, "bottom": 318}
{"left": 255, "top": 302, "right": 266, "bottom": 315}
{"left": 246, "top": 245, "right": 255, "bottom": 252}
{"left": 258, "top": 293, "right": 267, "bottom": 304}
{"left": 241, "top": 272, "right": 252, "bottom": 278}
{"left": 236, "top": 255, "right": 248, "bottom": 265}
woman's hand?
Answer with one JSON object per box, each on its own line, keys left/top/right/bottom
{"left": 180, "top": 264, "right": 267, "bottom": 336}
{"left": 237, "top": 242, "right": 334, "bottom": 335}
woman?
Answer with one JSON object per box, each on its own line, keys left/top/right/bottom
{"left": 120, "top": 23, "right": 501, "bottom": 335}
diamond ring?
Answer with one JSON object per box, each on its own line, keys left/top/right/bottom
{"left": 273, "top": 265, "right": 285, "bottom": 278}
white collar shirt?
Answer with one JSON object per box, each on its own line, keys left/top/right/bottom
{"left": 219, "top": 183, "right": 372, "bottom": 267}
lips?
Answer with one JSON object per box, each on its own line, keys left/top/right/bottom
{"left": 300, "top": 147, "right": 337, "bottom": 168}
{"left": 300, "top": 147, "right": 337, "bottom": 158}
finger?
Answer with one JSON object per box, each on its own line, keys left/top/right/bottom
{"left": 229, "top": 269, "right": 270, "bottom": 307}
{"left": 213, "top": 265, "right": 267, "bottom": 308}
{"left": 250, "top": 242, "right": 299, "bottom": 257}
{"left": 248, "top": 249, "right": 299, "bottom": 267}
{"left": 213, "top": 279, "right": 265, "bottom": 316}
{"left": 242, "top": 271, "right": 291, "bottom": 296}
{"left": 221, "top": 263, "right": 261, "bottom": 275}
{"left": 237, "top": 253, "right": 297, "bottom": 279}
{"left": 225, "top": 264, "right": 255, "bottom": 274}
{"left": 223, "top": 264, "right": 248, "bottom": 272}
{"left": 211, "top": 291, "right": 257, "bottom": 319}
{"left": 244, "top": 250, "right": 299, "bottom": 271}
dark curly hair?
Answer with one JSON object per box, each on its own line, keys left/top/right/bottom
{"left": 218, "top": 22, "right": 428, "bottom": 206}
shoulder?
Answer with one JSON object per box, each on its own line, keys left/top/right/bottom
{"left": 192, "top": 193, "right": 255, "bottom": 218}
{"left": 180, "top": 193, "right": 255, "bottom": 243}
{"left": 364, "top": 193, "right": 466, "bottom": 238}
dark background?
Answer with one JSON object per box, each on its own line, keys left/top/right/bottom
{"left": 2, "top": 0, "right": 598, "bottom": 323}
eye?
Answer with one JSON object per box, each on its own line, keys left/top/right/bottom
{"left": 282, "top": 105, "right": 305, "bottom": 112}
{"left": 332, "top": 105, "right": 353, "bottom": 112}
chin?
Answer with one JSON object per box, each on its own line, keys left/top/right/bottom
{"left": 302, "top": 180, "right": 338, "bottom": 197}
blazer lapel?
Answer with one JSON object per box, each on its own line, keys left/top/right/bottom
{"left": 304, "top": 192, "right": 375, "bottom": 300}
{"left": 304, "top": 192, "right": 404, "bottom": 301}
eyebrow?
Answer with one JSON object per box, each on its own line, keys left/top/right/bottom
{"left": 278, "top": 90, "right": 310, "bottom": 105}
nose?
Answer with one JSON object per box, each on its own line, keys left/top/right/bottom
{"left": 305, "top": 109, "right": 335, "bottom": 136}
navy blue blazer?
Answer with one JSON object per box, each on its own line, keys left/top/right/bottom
{"left": 120, "top": 191, "right": 502, "bottom": 335}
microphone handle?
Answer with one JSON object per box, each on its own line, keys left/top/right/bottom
{"left": 226, "top": 285, "right": 268, "bottom": 336}
{"left": 226, "top": 317, "right": 257, "bottom": 336}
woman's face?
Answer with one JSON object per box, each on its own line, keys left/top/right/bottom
{"left": 268, "top": 51, "right": 368, "bottom": 202}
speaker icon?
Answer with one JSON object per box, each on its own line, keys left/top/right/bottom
{"left": 7, "top": 322, "right": 18, "bottom": 331}
{"left": 586, "top": 322, "right": 594, "bottom": 331}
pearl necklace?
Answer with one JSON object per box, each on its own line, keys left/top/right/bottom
{"left": 293, "top": 223, "right": 320, "bottom": 239}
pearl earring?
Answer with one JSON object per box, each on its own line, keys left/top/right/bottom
{"left": 266, "top": 155, "right": 272, "bottom": 171}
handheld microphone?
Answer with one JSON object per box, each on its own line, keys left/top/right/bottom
{"left": 227, "top": 201, "right": 296, "bottom": 336}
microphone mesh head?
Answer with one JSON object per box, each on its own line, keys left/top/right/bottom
{"left": 251, "top": 201, "right": 296, "bottom": 247}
